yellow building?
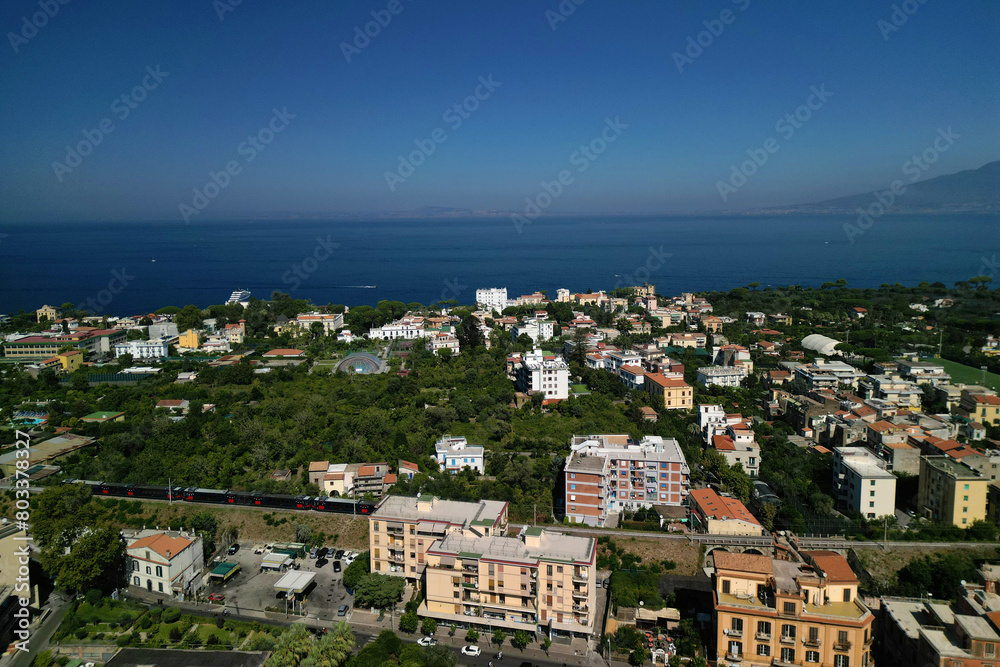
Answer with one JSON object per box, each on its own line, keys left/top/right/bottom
{"left": 369, "top": 496, "right": 507, "bottom": 582}
{"left": 645, "top": 374, "right": 693, "bottom": 410}
{"left": 35, "top": 305, "right": 60, "bottom": 322}
{"left": 421, "top": 526, "right": 597, "bottom": 638}
{"left": 712, "top": 551, "right": 875, "bottom": 667}
{"left": 178, "top": 329, "right": 200, "bottom": 350}
{"left": 917, "top": 456, "right": 989, "bottom": 526}
{"left": 959, "top": 392, "right": 1000, "bottom": 426}
{"left": 56, "top": 350, "right": 83, "bottom": 372}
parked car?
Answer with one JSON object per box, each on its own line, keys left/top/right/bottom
{"left": 417, "top": 637, "right": 436, "bottom": 647}
{"left": 604, "top": 578, "right": 611, "bottom": 589}
{"left": 309, "top": 549, "right": 318, "bottom": 559}
{"left": 461, "top": 646, "right": 481, "bottom": 657}
{"left": 316, "top": 558, "right": 328, "bottom": 568}
{"left": 337, "top": 604, "right": 349, "bottom": 617}
{"left": 227, "top": 543, "right": 240, "bottom": 555}
{"left": 316, "top": 547, "right": 328, "bottom": 559}
{"left": 207, "top": 593, "right": 225, "bottom": 602}
{"left": 252, "top": 544, "right": 264, "bottom": 554}
{"left": 334, "top": 549, "right": 345, "bottom": 560}
{"left": 333, "top": 561, "right": 342, "bottom": 573}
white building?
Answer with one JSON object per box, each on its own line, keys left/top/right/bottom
{"left": 696, "top": 365, "right": 747, "bottom": 388}
{"left": 556, "top": 288, "right": 571, "bottom": 302}
{"left": 293, "top": 312, "right": 344, "bottom": 335}
{"left": 114, "top": 339, "right": 169, "bottom": 359}
{"left": 429, "top": 333, "right": 460, "bottom": 356}
{"left": 511, "top": 319, "right": 554, "bottom": 345}
{"left": 514, "top": 349, "right": 569, "bottom": 400}
{"left": 434, "top": 435, "right": 485, "bottom": 474}
{"left": 475, "top": 287, "right": 508, "bottom": 313}
{"left": 126, "top": 529, "right": 204, "bottom": 599}
{"left": 369, "top": 317, "right": 428, "bottom": 340}
{"left": 833, "top": 446, "right": 897, "bottom": 520}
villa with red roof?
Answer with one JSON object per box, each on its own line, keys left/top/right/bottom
{"left": 689, "top": 488, "right": 765, "bottom": 536}
{"left": 126, "top": 529, "right": 204, "bottom": 599}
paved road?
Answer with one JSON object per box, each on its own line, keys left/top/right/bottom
{"left": 4, "top": 592, "right": 71, "bottom": 667}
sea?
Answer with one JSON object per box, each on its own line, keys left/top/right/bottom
{"left": 0, "top": 214, "right": 995, "bottom": 315}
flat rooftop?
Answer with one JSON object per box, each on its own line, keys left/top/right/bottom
{"left": 431, "top": 529, "right": 594, "bottom": 565}
{"left": 373, "top": 495, "right": 506, "bottom": 529}
{"left": 925, "top": 456, "right": 983, "bottom": 479}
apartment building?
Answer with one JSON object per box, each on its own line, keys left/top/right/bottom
{"left": 511, "top": 320, "right": 554, "bottom": 345}
{"left": 308, "top": 461, "right": 390, "bottom": 497}
{"left": 711, "top": 432, "right": 760, "bottom": 478}
{"left": 960, "top": 393, "right": 1000, "bottom": 426}
{"left": 712, "top": 551, "right": 875, "bottom": 667}
{"left": 645, "top": 374, "right": 693, "bottom": 410}
{"left": 795, "top": 360, "right": 866, "bottom": 391}
{"left": 689, "top": 488, "right": 765, "bottom": 536}
{"left": 476, "top": 287, "right": 508, "bottom": 312}
{"left": 292, "top": 312, "right": 344, "bottom": 334}
{"left": 114, "top": 339, "right": 170, "bottom": 359}
{"left": 369, "top": 496, "right": 508, "bottom": 582}
{"left": 3, "top": 328, "right": 126, "bottom": 360}
{"left": 857, "top": 375, "right": 923, "bottom": 408}
{"left": 421, "top": 526, "right": 597, "bottom": 638}
{"left": 368, "top": 317, "right": 428, "bottom": 340}
{"left": 434, "top": 435, "right": 485, "bottom": 475}
{"left": 563, "top": 434, "right": 689, "bottom": 526}
{"left": 514, "top": 349, "right": 569, "bottom": 400}
{"left": 832, "top": 447, "right": 897, "bottom": 519}
{"left": 429, "top": 333, "right": 460, "bottom": 356}
{"left": 697, "top": 365, "right": 748, "bottom": 388}
{"left": 126, "top": 529, "right": 204, "bottom": 599}
{"left": 918, "top": 456, "right": 989, "bottom": 526}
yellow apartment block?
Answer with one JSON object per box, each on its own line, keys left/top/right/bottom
{"left": 918, "top": 456, "right": 989, "bottom": 526}
{"left": 712, "top": 551, "right": 875, "bottom": 667}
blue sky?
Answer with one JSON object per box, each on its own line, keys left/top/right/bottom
{"left": 0, "top": 0, "right": 997, "bottom": 221}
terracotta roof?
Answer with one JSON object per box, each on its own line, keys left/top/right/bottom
{"left": 129, "top": 533, "right": 193, "bottom": 560}
{"left": 382, "top": 473, "right": 398, "bottom": 485}
{"left": 645, "top": 373, "right": 689, "bottom": 388}
{"left": 263, "top": 348, "right": 305, "bottom": 357}
{"left": 324, "top": 472, "right": 344, "bottom": 480}
{"left": 712, "top": 435, "right": 736, "bottom": 451}
{"left": 713, "top": 551, "right": 773, "bottom": 576}
{"left": 156, "top": 400, "right": 185, "bottom": 408}
{"left": 620, "top": 365, "right": 645, "bottom": 375}
{"left": 357, "top": 465, "right": 378, "bottom": 477}
{"left": 868, "top": 421, "right": 897, "bottom": 432}
{"left": 973, "top": 395, "right": 1000, "bottom": 406}
{"left": 690, "top": 488, "right": 760, "bottom": 525}
{"left": 399, "top": 460, "right": 419, "bottom": 471}
{"left": 803, "top": 551, "right": 858, "bottom": 583}
{"left": 309, "top": 461, "right": 330, "bottom": 472}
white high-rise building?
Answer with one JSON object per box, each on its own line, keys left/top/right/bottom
{"left": 514, "top": 348, "right": 569, "bottom": 400}
{"left": 475, "top": 287, "right": 508, "bottom": 313}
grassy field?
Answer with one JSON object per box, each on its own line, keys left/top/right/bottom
{"left": 936, "top": 358, "right": 1000, "bottom": 392}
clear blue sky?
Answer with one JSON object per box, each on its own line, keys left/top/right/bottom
{"left": 0, "top": 0, "right": 997, "bottom": 221}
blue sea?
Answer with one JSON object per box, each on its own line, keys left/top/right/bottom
{"left": 0, "top": 215, "right": 995, "bottom": 315}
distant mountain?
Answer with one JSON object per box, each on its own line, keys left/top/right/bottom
{"left": 762, "top": 160, "right": 1000, "bottom": 214}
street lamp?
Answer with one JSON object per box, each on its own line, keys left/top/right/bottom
{"left": 982, "top": 366, "right": 988, "bottom": 385}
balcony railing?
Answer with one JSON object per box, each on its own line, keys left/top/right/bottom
{"left": 726, "top": 652, "right": 743, "bottom": 661}
{"left": 755, "top": 632, "right": 771, "bottom": 641}
{"left": 572, "top": 588, "right": 587, "bottom": 598}
{"left": 572, "top": 573, "right": 588, "bottom": 583}
{"left": 804, "top": 638, "right": 821, "bottom": 648}
{"left": 834, "top": 642, "right": 852, "bottom": 652}
{"left": 728, "top": 629, "right": 743, "bottom": 638}
{"left": 779, "top": 635, "right": 796, "bottom": 645}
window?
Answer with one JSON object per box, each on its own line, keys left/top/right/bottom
{"left": 870, "top": 491, "right": 875, "bottom": 497}
{"left": 965, "top": 484, "right": 970, "bottom": 490}
{"left": 722, "top": 580, "right": 731, "bottom": 594}
{"left": 987, "top": 643, "right": 996, "bottom": 657}
{"left": 783, "top": 601, "right": 796, "bottom": 615}
{"left": 806, "top": 650, "right": 820, "bottom": 663}
{"left": 757, "top": 644, "right": 771, "bottom": 657}
{"left": 373, "top": 522, "right": 379, "bottom": 532}
{"left": 570, "top": 484, "right": 576, "bottom": 490}
{"left": 547, "top": 565, "right": 553, "bottom": 576}
{"left": 835, "top": 656, "right": 850, "bottom": 667}
{"left": 155, "top": 566, "right": 163, "bottom": 577}
{"left": 145, "top": 566, "right": 151, "bottom": 575}
{"left": 757, "top": 621, "right": 771, "bottom": 638}
{"left": 964, "top": 495, "right": 969, "bottom": 501}
{"left": 838, "top": 631, "right": 849, "bottom": 645}
{"left": 870, "top": 480, "right": 875, "bottom": 486}
{"left": 781, "top": 624, "right": 796, "bottom": 640}
{"left": 133, "top": 576, "right": 140, "bottom": 586}
{"left": 809, "top": 627, "right": 819, "bottom": 642}
{"left": 781, "top": 648, "right": 796, "bottom": 663}
{"left": 843, "top": 589, "right": 852, "bottom": 602}
{"left": 870, "top": 502, "right": 875, "bottom": 508}
{"left": 727, "top": 641, "right": 742, "bottom": 658}
{"left": 158, "top": 582, "right": 163, "bottom": 592}
{"left": 731, "top": 618, "right": 743, "bottom": 635}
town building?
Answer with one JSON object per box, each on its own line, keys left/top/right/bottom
{"left": 434, "top": 435, "right": 485, "bottom": 475}
{"left": 563, "top": 434, "right": 689, "bottom": 526}
{"left": 832, "top": 447, "right": 897, "bottom": 519}
{"left": 476, "top": 287, "right": 508, "bottom": 312}
{"left": 2, "top": 328, "right": 127, "bottom": 360}
{"left": 290, "top": 312, "right": 344, "bottom": 335}
{"left": 178, "top": 329, "right": 200, "bottom": 350}
{"left": 369, "top": 316, "right": 428, "bottom": 340}
{"left": 513, "top": 349, "right": 569, "bottom": 400}
{"left": 918, "top": 456, "right": 989, "bottom": 526}
{"left": 711, "top": 431, "right": 761, "bottom": 478}
{"left": 511, "top": 320, "right": 555, "bottom": 345}
{"left": 369, "top": 495, "right": 508, "bottom": 582}
{"left": 712, "top": 551, "right": 875, "bottom": 667}
{"left": 114, "top": 339, "right": 170, "bottom": 359}
{"left": 126, "top": 529, "right": 204, "bottom": 599}
{"left": 689, "top": 488, "right": 764, "bottom": 536}
{"left": 697, "top": 365, "right": 748, "bottom": 388}
{"left": 429, "top": 333, "right": 460, "bottom": 356}
{"left": 645, "top": 374, "right": 693, "bottom": 410}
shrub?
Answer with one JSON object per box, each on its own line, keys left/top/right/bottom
{"left": 168, "top": 627, "right": 182, "bottom": 641}
{"left": 397, "top": 613, "right": 418, "bottom": 634}
{"left": 249, "top": 635, "right": 276, "bottom": 651}
{"left": 420, "top": 617, "right": 437, "bottom": 636}
{"left": 138, "top": 615, "right": 152, "bottom": 629}
{"left": 216, "top": 616, "right": 225, "bottom": 628}
{"left": 162, "top": 608, "right": 181, "bottom": 624}
{"left": 465, "top": 629, "right": 479, "bottom": 643}
{"left": 84, "top": 589, "right": 103, "bottom": 607}
{"left": 74, "top": 628, "right": 88, "bottom": 640}
{"left": 149, "top": 608, "right": 162, "bottom": 621}
{"left": 117, "top": 613, "right": 132, "bottom": 627}
{"left": 206, "top": 635, "right": 219, "bottom": 646}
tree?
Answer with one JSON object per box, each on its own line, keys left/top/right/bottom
{"left": 421, "top": 617, "right": 437, "bottom": 636}
{"left": 630, "top": 646, "right": 649, "bottom": 666}
{"left": 352, "top": 573, "right": 405, "bottom": 610}
{"left": 465, "top": 629, "right": 479, "bottom": 643}
{"left": 397, "top": 613, "right": 418, "bottom": 634}
{"left": 341, "top": 551, "right": 369, "bottom": 591}
{"left": 511, "top": 630, "right": 532, "bottom": 650}
{"left": 423, "top": 644, "right": 458, "bottom": 667}
{"left": 264, "top": 623, "right": 312, "bottom": 667}
{"left": 295, "top": 524, "right": 311, "bottom": 544}
{"left": 492, "top": 628, "right": 507, "bottom": 647}
{"left": 174, "top": 305, "right": 204, "bottom": 333}
{"left": 296, "top": 623, "right": 357, "bottom": 667}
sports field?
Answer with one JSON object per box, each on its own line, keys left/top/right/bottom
{"left": 935, "top": 358, "right": 1000, "bottom": 392}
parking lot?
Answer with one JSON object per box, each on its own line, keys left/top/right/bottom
{"left": 202, "top": 542, "right": 358, "bottom": 622}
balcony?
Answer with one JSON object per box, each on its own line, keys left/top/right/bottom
{"left": 386, "top": 525, "right": 404, "bottom": 535}
{"left": 755, "top": 633, "right": 771, "bottom": 641}
{"left": 725, "top": 652, "right": 743, "bottom": 662}
{"left": 804, "top": 638, "right": 821, "bottom": 648}
{"left": 463, "top": 566, "right": 479, "bottom": 573}
{"left": 572, "top": 588, "right": 588, "bottom": 599}
{"left": 834, "top": 642, "right": 852, "bottom": 652}
{"left": 779, "top": 635, "right": 796, "bottom": 645}
{"left": 572, "top": 573, "right": 588, "bottom": 583}
{"left": 728, "top": 629, "right": 743, "bottom": 638}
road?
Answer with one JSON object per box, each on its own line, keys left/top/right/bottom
{"left": 4, "top": 592, "right": 71, "bottom": 667}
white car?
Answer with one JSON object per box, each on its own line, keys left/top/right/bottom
{"left": 417, "top": 637, "right": 436, "bottom": 647}
{"left": 461, "top": 645, "right": 481, "bottom": 657}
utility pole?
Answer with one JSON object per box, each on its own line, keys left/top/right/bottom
{"left": 883, "top": 517, "right": 888, "bottom": 550}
